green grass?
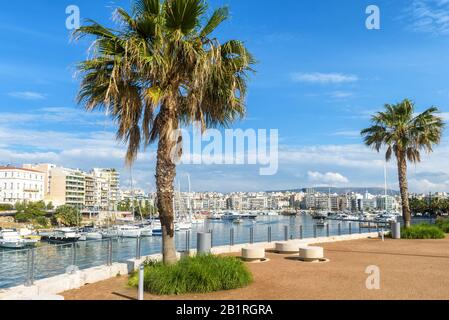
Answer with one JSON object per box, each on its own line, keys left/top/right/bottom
{"left": 436, "top": 218, "right": 449, "bottom": 233}
{"left": 401, "top": 224, "right": 446, "bottom": 240}
{"left": 129, "top": 255, "right": 253, "bottom": 295}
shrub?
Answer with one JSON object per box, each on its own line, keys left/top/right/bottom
{"left": 436, "top": 218, "right": 449, "bottom": 233}
{"left": 34, "top": 216, "right": 50, "bottom": 228}
{"left": 129, "top": 255, "right": 253, "bottom": 295}
{"left": 401, "top": 224, "right": 445, "bottom": 240}
{"left": 14, "top": 201, "right": 47, "bottom": 223}
{"left": 0, "top": 204, "right": 13, "bottom": 211}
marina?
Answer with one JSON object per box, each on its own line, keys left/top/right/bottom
{"left": 0, "top": 215, "right": 380, "bottom": 289}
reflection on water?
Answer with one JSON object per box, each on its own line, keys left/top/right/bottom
{"left": 0, "top": 216, "right": 367, "bottom": 289}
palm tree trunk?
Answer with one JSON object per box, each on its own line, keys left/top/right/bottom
{"left": 396, "top": 152, "right": 411, "bottom": 228}
{"left": 155, "top": 104, "right": 179, "bottom": 265}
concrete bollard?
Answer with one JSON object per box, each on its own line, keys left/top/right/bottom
{"left": 138, "top": 265, "right": 144, "bottom": 301}
{"left": 391, "top": 222, "right": 401, "bottom": 239}
{"left": 197, "top": 232, "right": 212, "bottom": 254}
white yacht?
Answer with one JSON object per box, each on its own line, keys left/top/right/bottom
{"left": 117, "top": 225, "right": 142, "bottom": 238}
{"left": 208, "top": 212, "right": 223, "bottom": 220}
{"left": 101, "top": 228, "right": 119, "bottom": 239}
{"left": 80, "top": 227, "right": 103, "bottom": 240}
{"left": 0, "top": 230, "right": 37, "bottom": 249}
{"left": 46, "top": 228, "right": 81, "bottom": 243}
{"left": 176, "top": 221, "right": 192, "bottom": 231}
{"left": 151, "top": 221, "right": 162, "bottom": 236}
{"left": 136, "top": 224, "right": 153, "bottom": 237}
{"left": 222, "top": 211, "right": 241, "bottom": 221}
{"left": 376, "top": 213, "right": 398, "bottom": 223}
{"left": 240, "top": 212, "right": 258, "bottom": 220}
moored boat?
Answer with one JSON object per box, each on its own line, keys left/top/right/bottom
{"left": 116, "top": 225, "right": 142, "bottom": 238}
{"left": 0, "top": 230, "right": 38, "bottom": 249}
{"left": 222, "top": 211, "right": 241, "bottom": 221}
{"left": 46, "top": 228, "right": 81, "bottom": 243}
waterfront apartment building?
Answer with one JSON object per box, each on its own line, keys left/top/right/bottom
{"left": 376, "top": 195, "right": 399, "bottom": 212}
{"left": 91, "top": 168, "right": 120, "bottom": 211}
{"left": 0, "top": 166, "right": 45, "bottom": 205}
{"left": 23, "top": 164, "right": 120, "bottom": 211}
{"left": 25, "top": 163, "right": 85, "bottom": 208}
{"left": 47, "top": 166, "right": 86, "bottom": 209}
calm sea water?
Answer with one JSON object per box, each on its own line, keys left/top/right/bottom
{"left": 0, "top": 215, "right": 373, "bottom": 289}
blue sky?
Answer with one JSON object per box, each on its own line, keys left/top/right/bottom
{"left": 1, "top": 0, "right": 449, "bottom": 193}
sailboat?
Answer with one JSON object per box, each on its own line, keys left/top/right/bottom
{"left": 174, "top": 179, "right": 192, "bottom": 231}
{"left": 376, "top": 163, "right": 399, "bottom": 223}
{"left": 116, "top": 167, "right": 149, "bottom": 238}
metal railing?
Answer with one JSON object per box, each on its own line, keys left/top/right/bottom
{"left": 0, "top": 219, "right": 392, "bottom": 289}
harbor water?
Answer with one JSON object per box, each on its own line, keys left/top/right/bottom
{"left": 0, "top": 215, "right": 377, "bottom": 289}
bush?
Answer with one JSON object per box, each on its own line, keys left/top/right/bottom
{"left": 401, "top": 224, "right": 445, "bottom": 239}
{"left": 0, "top": 204, "right": 13, "bottom": 211}
{"left": 436, "top": 218, "right": 449, "bottom": 233}
{"left": 34, "top": 216, "right": 50, "bottom": 228}
{"left": 129, "top": 255, "right": 253, "bottom": 295}
{"left": 14, "top": 201, "right": 47, "bottom": 223}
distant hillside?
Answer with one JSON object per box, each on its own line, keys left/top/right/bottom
{"left": 270, "top": 187, "right": 399, "bottom": 196}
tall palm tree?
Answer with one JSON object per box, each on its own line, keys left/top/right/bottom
{"left": 361, "top": 99, "right": 445, "bottom": 228}
{"left": 75, "top": 0, "right": 255, "bottom": 264}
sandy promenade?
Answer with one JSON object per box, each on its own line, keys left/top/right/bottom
{"left": 63, "top": 237, "right": 449, "bottom": 300}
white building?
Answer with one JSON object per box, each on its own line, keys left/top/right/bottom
{"left": 91, "top": 168, "right": 120, "bottom": 210}
{"left": 0, "top": 166, "right": 45, "bottom": 205}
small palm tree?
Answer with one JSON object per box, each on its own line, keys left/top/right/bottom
{"left": 361, "top": 99, "right": 445, "bottom": 228}
{"left": 75, "top": 0, "right": 255, "bottom": 264}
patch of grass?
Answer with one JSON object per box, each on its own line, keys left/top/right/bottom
{"left": 129, "top": 255, "right": 253, "bottom": 295}
{"left": 436, "top": 218, "right": 449, "bottom": 233}
{"left": 401, "top": 224, "right": 445, "bottom": 240}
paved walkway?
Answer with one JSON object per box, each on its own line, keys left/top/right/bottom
{"left": 63, "top": 237, "right": 449, "bottom": 300}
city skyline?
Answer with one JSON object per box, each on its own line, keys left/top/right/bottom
{"left": 1, "top": 0, "right": 449, "bottom": 193}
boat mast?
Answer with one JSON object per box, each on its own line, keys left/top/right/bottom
{"left": 187, "top": 173, "right": 192, "bottom": 222}
{"left": 130, "top": 167, "right": 135, "bottom": 222}
{"left": 384, "top": 162, "right": 388, "bottom": 213}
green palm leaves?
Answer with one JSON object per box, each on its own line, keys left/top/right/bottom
{"left": 75, "top": 0, "right": 255, "bottom": 164}
{"left": 361, "top": 99, "right": 445, "bottom": 228}
{"left": 361, "top": 99, "right": 445, "bottom": 163}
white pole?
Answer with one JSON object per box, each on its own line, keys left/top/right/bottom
{"left": 138, "top": 265, "right": 144, "bottom": 301}
{"left": 187, "top": 173, "right": 192, "bottom": 221}
{"left": 384, "top": 162, "right": 388, "bottom": 212}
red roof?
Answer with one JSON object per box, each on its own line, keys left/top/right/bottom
{"left": 0, "top": 166, "right": 44, "bottom": 174}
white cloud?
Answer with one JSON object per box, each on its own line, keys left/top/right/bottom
{"left": 331, "top": 130, "right": 361, "bottom": 138}
{"left": 440, "top": 112, "right": 449, "bottom": 120}
{"left": 308, "top": 171, "right": 349, "bottom": 185}
{"left": 328, "top": 91, "right": 354, "bottom": 99}
{"left": 409, "top": 178, "right": 449, "bottom": 193}
{"left": 291, "top": 72, "right": 358, "bottom": 84}
{"left": 404, "top": 0, "right": 449, "bottom": 34}
{"left": 0, "top": 107, "right": 113, "bottom": 127}
{"left": 7, "top": 91, "right": 47, "bottom": 100}
{"left": 0, "top": 106, "right": 448, "bottom": 192}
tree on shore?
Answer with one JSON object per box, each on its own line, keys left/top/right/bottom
{"left": 55, "top": 205, "right": 81, "bottom": 227}
{"left": 361, "top": 99, "right": 445, "bottom": 228}
{"left": 14, "top": 201, "right": 49, "bottom": 227}
{"left": 75, "top": 0, "right": 255, "bottom": 264}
